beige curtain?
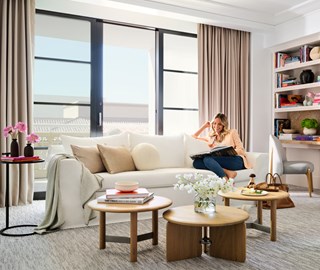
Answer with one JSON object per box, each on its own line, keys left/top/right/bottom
{"left": 0, "top": 0, "right": 35, "bottom": 207}
{"left": 198, "top": 24, "right": 250, "bottom": 148}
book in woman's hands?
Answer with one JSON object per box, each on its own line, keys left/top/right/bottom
{"left": 190, "top": 146, "right": 237, "bottom": 160}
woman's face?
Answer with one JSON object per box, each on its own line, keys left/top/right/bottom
{"left": 212, "top": 117, "right": 224, "bottom": 134}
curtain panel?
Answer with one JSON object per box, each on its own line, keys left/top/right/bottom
{"left": 0, "top": 0, "right": 35, "bottom": 207}
{"left": 198, "top": 24, "right": 250, "bottom": 148}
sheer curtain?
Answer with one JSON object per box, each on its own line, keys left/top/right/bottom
{"left": 0, "top": 0, "right": 35, "bottom": 207}
{"left": 198, "top": 24, "right": 250, "bottom": 148}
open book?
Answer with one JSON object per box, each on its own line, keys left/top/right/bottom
{"left": 190, "top": 146, "right": 237, "bottom": 160}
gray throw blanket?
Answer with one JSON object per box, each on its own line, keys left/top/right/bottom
{"left": 34, "top": 154, "right": 102, "bottom": 234}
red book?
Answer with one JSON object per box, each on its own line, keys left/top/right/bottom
{"left": 1, "top": 156, "right": 40, "bottom": 162}
{"left": 106, "top": 188, "right": 150, "bottom": 199}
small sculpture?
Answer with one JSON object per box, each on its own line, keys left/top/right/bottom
{"left": 303, "top": 92, "right": 315, "bottom": 106}
{"left": 247, "top": 174, "right": 256, "bottom": 189}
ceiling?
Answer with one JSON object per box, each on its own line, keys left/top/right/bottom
{"left": 72, "top": 0, "right": 320, "bottom": 31}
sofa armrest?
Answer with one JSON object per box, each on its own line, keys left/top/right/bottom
{"left": 246, "top": 152, "right": 269, "bottom": 182}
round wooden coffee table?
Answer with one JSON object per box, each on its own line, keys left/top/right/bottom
{"left": 163, "top": 205, "right": 249, "bottom": 262}
{"left": 218, "top": 189, "right": 289, "bottom": 241}
{"left": 88, "top": 196, "right": 172, "bottom": 262}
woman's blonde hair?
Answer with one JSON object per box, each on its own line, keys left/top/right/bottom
{"left": 209, "top": 113, "right": 230, "bottom": 142}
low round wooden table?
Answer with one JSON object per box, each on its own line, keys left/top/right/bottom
{"left": 218, "top": 189, "right": 289, "bottom": 241}
{"left": 88, "top": 196, "right": 172, "bottom": 262}
{"left": 163, "top": 205, "right": 249, "bottom": 262}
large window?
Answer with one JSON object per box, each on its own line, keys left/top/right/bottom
{"left": 102, "top": 24, "right": 155, "bottom": 134}
{"left": 161, "top": 31, "right": 198, "bottom": 135}
{"left": 34, "top": 11, "right": 198, "bottom": 179}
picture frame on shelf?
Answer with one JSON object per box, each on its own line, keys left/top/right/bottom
{"left": 274, "top": 119, "right": 291, "bottom": 138}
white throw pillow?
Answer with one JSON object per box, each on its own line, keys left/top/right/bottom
{"left": 184, "top": 133, "right": 210, "bottom": 168}
{"left": 129, "top": 132, "right": 185, "bottom": 168}
{"left": 131, "top": 143, "right": 160, "bottom": 171}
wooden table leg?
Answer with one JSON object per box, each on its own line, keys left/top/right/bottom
{"left": 224, "top": 197, "right": 230, "bottom": 206}
{"left": 130, "top": 212, "right": 138, "bottom": 262}
{"left": 99, "top": 211, "right": 106, "bottom": 249}
{"left": 270, "top": 200, "right": 277, "bottom": 241}
{"left": 152, "top": 210, "right": 158, "bottom": 245}
{"left": 257, "top": 201, "right": 263, "bottom": 224}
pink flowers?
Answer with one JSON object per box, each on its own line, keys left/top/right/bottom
{"left": 3, "top": 122, "right": 27, "bottom": 139}
{"left": 3, "top": 122, "right": 40, "bottom": 144}
{"left": 26, "top": 133, "right": 40, "bottom": 144}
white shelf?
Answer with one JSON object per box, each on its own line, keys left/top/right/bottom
{"left": 275, "top": 82, "right": 320, "bottom": 93}
{"left": 274, "top": 105, "right": 320, "bottom": 113}
{"left": 275, "top": 59, "right": 320, "bottom": 72}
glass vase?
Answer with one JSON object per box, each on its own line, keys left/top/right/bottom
{"left": 10, "top": 138, "right": 19, "bottom": 157}
{"left": 24, "top": 143, "right": 34, "bottom": 157}
{"left": 194, "top": 193, "right": 216, "bottom": 213}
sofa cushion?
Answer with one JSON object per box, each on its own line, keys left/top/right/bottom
{"left": 61, "top": 132, "right": 129, "bottom": 155}
{"left": 184, "top": 134, "right": 210, "bottom": 168}
{"left": 70, "top": 145, "right": 105, "bottom": 173}
{"left": 129, "top": 133, "right": 185, "bottom": 168}
{"left": 131, "top": 143, "right": 160, "bottom": 170}
{"left": 97, "top": 168, "right": 216, "bottom": 190}
{"left": 97, "top": 144, "right": 136, "bottom": 174}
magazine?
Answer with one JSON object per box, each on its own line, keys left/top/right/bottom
{"left": 190, "top": 146, "right": 237, "bottom": 160}
{"left": 97, "top": 193, "right": 154, "bottom": 204}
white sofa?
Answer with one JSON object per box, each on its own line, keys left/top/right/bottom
{"left": 49, "top": 132, "right": 268, "bottom": 229}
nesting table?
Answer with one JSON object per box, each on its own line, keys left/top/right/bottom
{"left": 88, "top": 195, "right": 172, "bottom": 262}
{"left": 219, "top": 189, "right": 289, "bottom": 241}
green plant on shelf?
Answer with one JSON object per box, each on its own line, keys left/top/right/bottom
{"left": 301, "top": 118, "right": 319, "bottom": 129}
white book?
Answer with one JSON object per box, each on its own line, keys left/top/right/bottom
{"left": 279, "top": 134, "right": 299, "bottom": 140}
{"left": 97, "top": 193, "right": 154, "bottom": 204}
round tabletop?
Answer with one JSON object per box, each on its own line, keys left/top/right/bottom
{"left": 88, "top": 195, "right": 172, "bottom": 213}
{"left": 0, "top": 159, "right": 44, "bottom": 164}
{"left": 163, "top": 205, "right": 249, "bottom": 227}
{"left": 218, "top": 188, "right": 289, "bottom": 201}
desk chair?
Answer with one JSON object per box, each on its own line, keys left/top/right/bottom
{"left": 269, "top": 135, "right": 314, "bottom": 197}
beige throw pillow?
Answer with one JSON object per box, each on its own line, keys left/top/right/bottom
{"left": 131, "top": 143, "right": 160, "bottom": 170}
{"left": 97, "top": 144, "right": 136, "bottom": 174}
{"left": 71, "top": 145, "right": 106, "bottom": 174}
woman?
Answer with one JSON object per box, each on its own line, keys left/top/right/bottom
{"left": 192, "top": 113, "right": 251, "bottom": 179}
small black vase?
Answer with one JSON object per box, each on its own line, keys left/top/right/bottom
{"left": 24, "top": 143, "right": 34, "bottom": 157}
{"left": 10, "top": 139, "right": 19, "bottom": 157}
{"left": 300, "top": 69, "right": 314, "bottom": 84}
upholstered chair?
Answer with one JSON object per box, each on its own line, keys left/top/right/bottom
{"left": 269, "top": 135, "right": 314, "bottom": 197}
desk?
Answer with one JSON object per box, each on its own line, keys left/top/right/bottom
{"left": 0, "top": 159, "right": 44, "bottom": 237}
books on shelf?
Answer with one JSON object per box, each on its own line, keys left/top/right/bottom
{"left": 190, "top": 146, "right": 237, "bottom": 160}
{"left": 97, "top": 192, "right": 154, "bottom": 204}
{"left": 106, "top": 188, "right": 150, "bottom": 199}
{"left": 0, "top": 156, "right": 40, "bottom": 162}
{"left": 279, "top": 134, "right": 299, "bottom": 140}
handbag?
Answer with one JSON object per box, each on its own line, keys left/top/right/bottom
{"left": 255, "top": 173, "right": 295, "bottom": 209}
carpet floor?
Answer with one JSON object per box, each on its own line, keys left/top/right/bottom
{"left": 0, "top": 186, "right": 319, "bottom": 270}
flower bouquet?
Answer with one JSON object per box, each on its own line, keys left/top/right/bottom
{"left": 174, "top": 173, "right": 234, "bottom": 213}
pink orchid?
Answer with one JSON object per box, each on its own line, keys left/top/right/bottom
{"left": 26, "top": 133, "right": 40, "bottom": 144}
{"left": 3, "top": 122, "right": 28, "bottom": 139}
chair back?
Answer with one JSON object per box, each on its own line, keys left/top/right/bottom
{"left": 269, "top": 135, "right": 286, "bottom": 175}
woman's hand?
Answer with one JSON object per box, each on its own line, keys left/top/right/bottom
{"left": 204, "top": 121, "right": 211, "bottom": 128}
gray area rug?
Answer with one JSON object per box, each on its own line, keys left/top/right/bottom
{"left": 0, "top": 186, "right": 319, "bottom": 270}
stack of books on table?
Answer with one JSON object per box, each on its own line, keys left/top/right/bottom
{"left": 97, "top": 188, "right": 154, "bottom": 204}
{"left": 0, "top": 156, "right": 41, "bottom": 162}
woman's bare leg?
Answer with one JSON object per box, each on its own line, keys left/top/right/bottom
{"left": 223, "top": 169, "right": 237, "bottom": 179}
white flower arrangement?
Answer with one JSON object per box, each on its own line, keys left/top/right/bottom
{"left": 174, "top": 173, "right": 234, "bottom": 199}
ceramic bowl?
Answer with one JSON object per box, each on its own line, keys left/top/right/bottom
{"left": 282, "top": 129, "right": 297, "bottom": 134}
{"left": 115, "top": 181, "right": 139, "bottom": 192}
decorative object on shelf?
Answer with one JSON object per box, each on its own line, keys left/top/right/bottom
{"left": 24, "top": 132, "right": 40, "bottom": 157}
{"left": 3, "top": 122, "right": 27, "bottom": 157}
{"left": 300, "top": 69, "right": 314, "bottom": 84}
{"left": 24, "top": 143, "right": 34, "bottom": 157}
{"left": 10, "top": 139, "right": 19, "bottom": 157}
{"left": 310, "top": 46, "right": 320, "bottom": 60}
{"left": 303, "top": 92, "right": 315, "bottom": 106}
{"left": 174, "top": 173, "right": 234, "bottom": 213}
{"left": 301, "top": 118, "right": 318, "bottom": 135}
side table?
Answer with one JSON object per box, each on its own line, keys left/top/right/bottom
{"left": 0, "top": 158, "right": 44, "bottom": 237}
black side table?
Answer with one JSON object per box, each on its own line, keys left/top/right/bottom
{"left": 0, "top": 158, "right": 44, "bottom": 237}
